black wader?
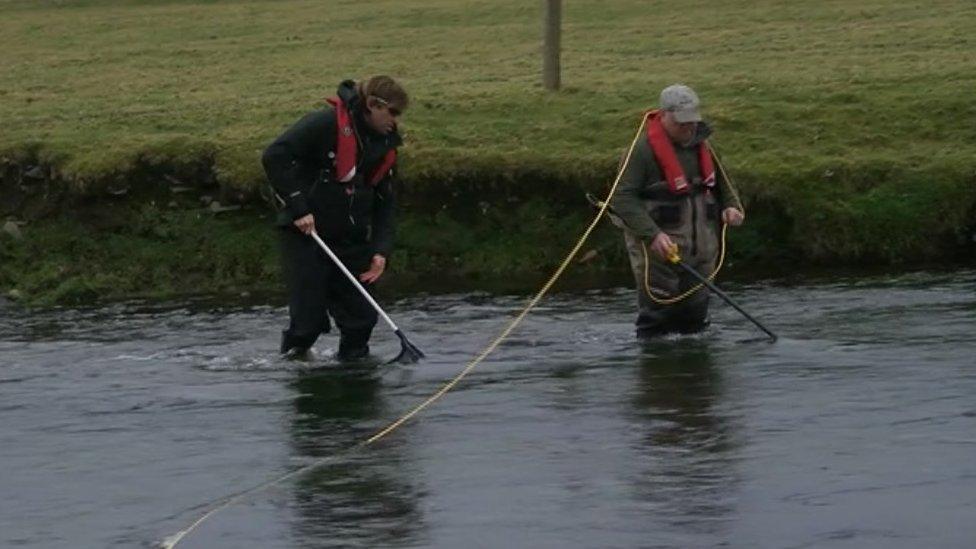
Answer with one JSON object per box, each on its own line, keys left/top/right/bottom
{"left": 278, "top": 231, "right": 377, "bottom": 359}
{"left": 263, "top": 80, "right": 399, "bottom": 360}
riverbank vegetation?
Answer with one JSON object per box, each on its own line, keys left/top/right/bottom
{"left": 1, "top": 0, "right": 974, "bottom": 304}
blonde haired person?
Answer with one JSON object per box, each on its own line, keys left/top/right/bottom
{"left": 262, "top": 76, "right": 408, "bottom": 360}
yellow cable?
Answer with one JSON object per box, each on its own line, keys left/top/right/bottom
{"left": 638, "top": 138, "right": 742, "bottom": 305}
{"left": 159, "top": 113, "right": 651, "bottom": 549}
{"left": 641, "top": 223, "right": 728, "bottom": 305}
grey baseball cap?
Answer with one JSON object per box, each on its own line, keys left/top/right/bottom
{"left": 660, "top": 84, "right": 701, "bottom": 123}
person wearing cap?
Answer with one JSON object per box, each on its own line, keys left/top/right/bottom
{"left": 609, "top": 84, "right": 745, "bottom": 337}
{"left": 262, "top": 76, "right": 407, "bottom": 360}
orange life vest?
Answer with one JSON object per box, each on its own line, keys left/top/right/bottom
{"left": 326, "top": 97, "right": 397, "bottom": 186}
{"left": 645, "top": 109, "right": 715, "bottom": 195}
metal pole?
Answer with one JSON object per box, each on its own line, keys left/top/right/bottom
{"left": 675, "top": 260, "right": 778, "bottom": 342}
{"left": 310, "top": 231, "right": 399, "bottom": 332}
{"left": 310, "top": 231, "right": 425, "bottom": 363}
{"left": 542, "top": 0, "right": 561, "bottom": 90}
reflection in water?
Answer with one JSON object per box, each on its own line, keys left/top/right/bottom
{"left": 631, "top": 341, "right": 739, "bottom": 538}
{"left": 290, "top": 369, "right": 385, "bottom": 457}
{"left": 288, "top": 368, "right": 427, "bottom": 547}
{"left": 3, "top": 271, "right": 974, "bottom": 548}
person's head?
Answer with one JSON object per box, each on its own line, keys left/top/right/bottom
{"left": 659, "top": 84, "right": 701, "bottom": 144}
{"left": 357, "top": 75, "right": 408, "bottom": 135}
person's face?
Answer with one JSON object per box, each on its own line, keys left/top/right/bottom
{"left": 661, "top": 110, "right": 697, "bottom": 144}
{"left": 364, "top": 97, "right": 403, "bottom": 135}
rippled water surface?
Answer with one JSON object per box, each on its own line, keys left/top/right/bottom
{"left": 2, "top": 271, "right": 975, "bottom": 548}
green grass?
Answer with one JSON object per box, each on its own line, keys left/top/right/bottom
{"left": 1, "top": 0, "right": 975, "bottom": 304}
{"left": 0, "top": 204, "right": 281, "bottom": 305}
{"left": 2, "top": 0, "right": 972, "bottom": 174}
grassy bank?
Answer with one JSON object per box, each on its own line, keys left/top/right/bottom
{"left": 1, "top": 0, "right": 975, "bottom": 303}
{"left": 0, "top": 200, "right": 642, "bottom": 306}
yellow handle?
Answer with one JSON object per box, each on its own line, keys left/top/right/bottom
{"left": 666, "top": 244, "right": 681, "bottom": 264}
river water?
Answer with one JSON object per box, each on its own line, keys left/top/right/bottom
{"left": 1, "top": 270, "right": 974, "bottom": 548}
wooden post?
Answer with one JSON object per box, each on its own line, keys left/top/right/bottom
{"left": 542, "top": 0, "right": 561, "bottom": 91}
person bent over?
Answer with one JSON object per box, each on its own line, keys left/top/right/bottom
{"left": 262, "top": 76, "right": 407, "bottom": 360}
{"left": 609, "top": 84, "right": 744, "bottom": 338}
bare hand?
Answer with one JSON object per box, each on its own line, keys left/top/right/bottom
{"left": 721, "top": 207, "right": 745, "bottom": 226}
{"left": 359, "top": 254, "right": 387, "bottom": 284}
{"left": 293, "top": 214, "right": 315, "bottom": 235}
{"left": 650, "top": 232, "right": 678, "bottom": 261}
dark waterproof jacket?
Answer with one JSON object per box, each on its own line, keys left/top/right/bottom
{"left": 261, "top": 80, "right": 401, "bottom": 257}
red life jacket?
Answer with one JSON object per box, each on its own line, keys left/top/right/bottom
{"left": 645, "top": 109, "right": 715, "bottom": 195}
{"left": 325, "top": 97, "right": 397, "bottom": 186}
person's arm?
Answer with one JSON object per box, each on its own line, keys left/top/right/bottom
{"left": 261, "top": 110, "right": 334, "bottom": 221}
{"left": 609, "top": 139, "right": 662, "bottom": 239}
{"left": 370, "top": 169, "right": 396, "bottom": 259}
{"left": 710, "top": 148, "right": 745, "bottom": 225}
{"left": 359, "top": 166, "right": 397, "bottom": 284}
{"left": 610, "top": 139, "right": 680, "bottom": 259}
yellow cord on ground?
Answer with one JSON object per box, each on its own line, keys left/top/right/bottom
{"left": 159, "top": 113, "right": 651, "bottom": 549}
